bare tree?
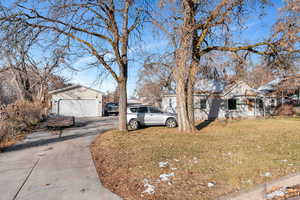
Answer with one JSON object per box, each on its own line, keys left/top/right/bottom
{"left": 155, "top": 0, "right": 299, "bottom": 132}
{"left": 136, "top": 53, "right": 175, "bottom": 106}
{"left": 103, "top": 86, "right": 120, "bottom": 105}
{"left": 0, "top": 21, "right": 69, "bottom": 109}
{"left": 0, "top": 24, "right": 41, "bottom": 101}
{"left": 0, "top": 68, "right": 19, "bottom": 104}
{"left": 0, "top": 0, "right": 148, "bottom": 131}
{"left": 245, "top": 63, "right": 276, "bottom": 88}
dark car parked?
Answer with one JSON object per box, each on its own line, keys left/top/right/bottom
{"left": 104, "top": 102, "right": 119, "bottom": 116}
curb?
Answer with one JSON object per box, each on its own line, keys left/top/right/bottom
{"left": 218, "top": 172, "right": 300, "bottom": 200}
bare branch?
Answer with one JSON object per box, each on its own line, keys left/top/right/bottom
{"left": 23, "top": 22, "right": 119, "bottom": 81}
{"left": 201, "top": 42, "right": 276, "bottom": 56}
{"left": 16, "top": 5, "right": 114, "bottom": 45}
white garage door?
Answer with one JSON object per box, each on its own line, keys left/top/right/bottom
{"left": 58, "top": 99, "right": 99, "bottom": 117}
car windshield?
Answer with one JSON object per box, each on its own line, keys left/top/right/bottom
{"left": 107, "top": 103, "right": 118, "bottom": 107}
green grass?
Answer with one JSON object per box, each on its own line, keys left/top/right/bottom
{"left": 91, "top": 117, "right": 300, "bottom": 200}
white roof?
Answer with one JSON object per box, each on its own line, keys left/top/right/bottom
{"left": 49, "top": 84, "right": 104, "bottom": 95}
{"left": 163, "top": 80, "right": 258, "bottom": 96}
{"left": 127, "top": 99, "right": 142, "bottom": 104}
{"left": 257, "top": 78, "right": 284, "bottom": 93}
{"left": 194, "top": 79, "right": 226, "bottom": 93}
{"left": 223, "top": 81, "right": 259, "bottom": 97}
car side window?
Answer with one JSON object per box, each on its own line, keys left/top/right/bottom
{"left": 130, "top": 107, "right": 138, "bottom": 113}
{"left": 149, "top": 107, "right": 162, "bottom": 113}
{"left": 137, "top": 107, "right": 148, "bottom": 113}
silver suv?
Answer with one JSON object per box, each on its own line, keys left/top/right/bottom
{"left": 127, "top": 106, "right": 177, "bottom": 130}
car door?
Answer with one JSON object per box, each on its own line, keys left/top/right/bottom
{"left": 148, "top": 107, "right": 165, "bottom": 125}
{"left": 136, "top": 106, "right": 150, "bottom": 125}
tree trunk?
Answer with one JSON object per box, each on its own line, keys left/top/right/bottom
{"left": 174, "top": 0, "right": 197, "bottom": 133}
{"left": 187, "top": 75, "right": 196, "bottom": 132}
{"left": 12, "top": 70, "right": 33, "bottom": 101}
{"left": 176, "top": 71, "right": 196, "bottom": 133}
{"left": 118, "top": 79, "right": 128, "bottom": 131}
{"left": 186, "top": 59, "right": 200, "bottom": 132}
{"left": 176, "top": 78, "right": 194, "bottom": 132}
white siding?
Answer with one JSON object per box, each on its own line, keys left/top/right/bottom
{"left": 57, "top": 99, "right": 99, "bottom": 117}
{"left": 161, "top": 82, "right": 268, "bottom": 120}
{"left": 51, "top": 86, "right": 103, "bottom": 117}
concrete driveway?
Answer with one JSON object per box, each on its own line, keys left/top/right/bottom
{"left": 0, "top": 117, "right": 121, "bottom": 200}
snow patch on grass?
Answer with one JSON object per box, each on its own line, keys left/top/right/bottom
{"left": 142, "top": 179, "right": 155, "bottom": 195}
{"left": 207, "top": 182, "right": 215, "bottom": 188}
{"left": 158, "top": 161, "right": 169, "bottom": 168}
{"left": 261, "top": 172, "right": 272, "bottom": 177}
{"left": 159, "top": 172, "right": 174, "bottom": 182}
{"left": 266, "top": 190, "right": 285, "bottom": 199}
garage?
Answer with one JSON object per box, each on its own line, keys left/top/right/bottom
{"left": 50, "top": 85, "right": 103, "bottom": 117}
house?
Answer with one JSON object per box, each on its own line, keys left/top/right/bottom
{"left": 50, "top": 85, "right": 104, "bottom": 117}
{"left": 258, "top": 74, "right": 300, "bottom": 105}
{"left": 127, "top": 98, "right": 143, "bottom": 106}
{"left": 162, "top": 80, "right": 267, "bottom": 120}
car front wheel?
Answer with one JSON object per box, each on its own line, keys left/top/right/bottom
{"left": 166, "top": 118, "right": 177, "bottom": 128}
{"left": 129, "top": 119, "right": 139, "bottom": 130}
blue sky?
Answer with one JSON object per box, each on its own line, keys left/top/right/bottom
{"left": 59, "top": 0, "right": 284, "bottom": 97}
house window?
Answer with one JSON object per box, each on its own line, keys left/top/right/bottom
{"left": 228, "top": 98, "right": 237, "bottom": 110}
{"left": 168, "top": 98, "right": 172, "bottom": 107}
{"left": 270, "top": 99, "right": 275, "bottom": 108}
{"left": 200, "top": 99, "right": 207, "bottom": 109}
{"left": 256, "top": 99, "right": 264, "bottom": 109}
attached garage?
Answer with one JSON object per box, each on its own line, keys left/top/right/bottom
{"left": 50, "top": 85, "right": 104, "bottom": 117}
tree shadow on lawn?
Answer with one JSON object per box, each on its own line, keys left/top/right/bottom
{"left": 127, "top": 122, "right": 216, "bottom": 132}
{"left": 195, "top": 118, "right": 216, "bottom": 130}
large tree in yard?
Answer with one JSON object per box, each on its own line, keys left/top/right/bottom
{"left": 0, "top": 0, "right": 147, "bottom": 131}
{"left": 156, "top": 0, "right": 299, "bottom": 132}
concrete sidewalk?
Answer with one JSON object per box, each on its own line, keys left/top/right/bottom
{"left": 219, "top": 173, "right": 300, "bottom": 200}
{"left": 0, "top": 117, "right": 121, "bottom": 200}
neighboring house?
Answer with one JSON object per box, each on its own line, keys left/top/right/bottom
{"left": 50, "top": 85, "right": 104, "bottom": 117}
{"left": 258, "top": 74, "right": 300, "bottom": 105}
{"left": 127, "top": 98, "right": 143, "bottom": 106}
{"left": 162, "top": 80, "right": 268, "bottom": 120}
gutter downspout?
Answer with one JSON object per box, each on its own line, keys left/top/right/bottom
{"left": 57, "top": 99, "right": 62, "bottom": 116}
{"left": 254, "top": 96, "right": 257, "bottom": 117}
{"left": 263, "top": 96, "right": 266, "bottom": 117}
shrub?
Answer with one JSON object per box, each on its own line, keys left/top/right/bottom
{"left": 293, "top": 106, "right": 300, "bottom": 116}
{"left": 275, "top": 104, "right": 294, "bottom": 116}
{"left": 0, "top": 100, "right": 44, "bottom": 147}
{"left": 0, "top": 121, "right": 17, "bottom": 145}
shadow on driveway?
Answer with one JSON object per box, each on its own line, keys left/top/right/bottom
{"left": 2, "top": 117, "right": 116, "bottom": 153}
{"left": 3, "top": 129, "right": 111, "bottom": 153}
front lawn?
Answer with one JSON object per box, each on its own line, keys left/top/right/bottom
{"left": 91, "top": 118, "right": 300, "bottom": 200}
